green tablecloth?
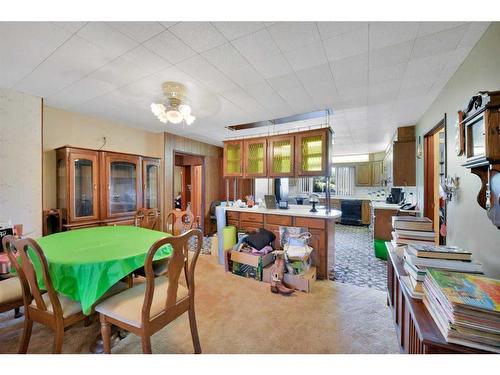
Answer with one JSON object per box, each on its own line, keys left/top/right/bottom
{"left": 33, "top": 226, "right": 172, "bottom": 315}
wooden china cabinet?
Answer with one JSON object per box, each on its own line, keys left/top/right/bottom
{"left": 55, "top": 146, "right": 161, "bottom": 230}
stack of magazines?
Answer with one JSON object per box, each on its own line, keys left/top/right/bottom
{"left": 401, "top": 244, "right": 483, "bottom": 300}
{"left": 423, "top": 268, "right": 500, "bottom": 353}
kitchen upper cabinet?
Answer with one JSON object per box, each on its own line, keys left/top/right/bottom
{"left": 371, "top": 160, "right": 384, "bottom": 186}
{"left": 223, "top": 140, "right": 244, "bottom": 177}
{"left": 142, "top": 158, "right": 160, "bottom": 210}
{"left": 295, "top": 129, "right": 330, "bottom": 176}
{"left": 101, "top": 152, "right": 142, "bottom": 220}
{"left": 356, "top": 162, "right": 372, "bottom": 186}
{"left": 393, "top": 141, "right": 416, "bottom": 186}
{"left": 56, "top": 147, "right": 100, "bottom": 225}
{"left": 243, "top": 137, "right": 267, "bottom": 177}
{"left": 268, "top": 135, "right": 295, "bottom": 177}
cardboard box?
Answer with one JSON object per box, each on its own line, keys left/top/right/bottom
{"left": 263, "top": 265, "right": 317, "bottom": 293}
{"left": 230, "top": 251, "right": 275, "bottom": 281}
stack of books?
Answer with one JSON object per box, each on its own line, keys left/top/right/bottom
{"left": 402, "top": 243, "right": 483, "bottom": 300}
{"left": 392, "top": 216, "right": 435, "bottom": 249}
{"left": 423, "top": 268, "right": 500, "bottom": 353}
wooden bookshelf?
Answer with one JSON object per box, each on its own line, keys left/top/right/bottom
{"left": 386, "top": 242, "right": 494, "bottom": 354}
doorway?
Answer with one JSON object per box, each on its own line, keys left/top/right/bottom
{"left": 173, "top": 152, "right": 205, "bottom": 233}
{"left": 423, "top": 115, "right": 447, "bottom": 245}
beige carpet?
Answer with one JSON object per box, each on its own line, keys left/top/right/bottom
{"left": 0, "top": 254, "right": 399, "bottom": 354}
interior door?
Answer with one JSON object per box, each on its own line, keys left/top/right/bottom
{"left": 68, "top": 151, "right": 99, "bottom": 222}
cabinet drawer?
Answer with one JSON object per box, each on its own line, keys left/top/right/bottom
{"left": 227, "top": 219, "right": 239, "bottom": 227}
{"left": 266, "top": 214, "right": 292, "bottom": 226}
{"left": 240, "top": 212, "right": 264, "bottom": 223}
{"left": 226, "top": 211, "right": 240, "bottom": 220}
{"left": 294, "top": 217, "right": 325, "bottom": 229}
{"left": 240, "top": 221, "right": 263, "bottom": 233}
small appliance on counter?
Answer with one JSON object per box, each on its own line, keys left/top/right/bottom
{"left": 386, "top": 188, "right": 405, "bottom": 204}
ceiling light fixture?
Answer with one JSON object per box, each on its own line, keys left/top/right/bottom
{"left": 151, "top": 82, "right": 196, "bottom": 125}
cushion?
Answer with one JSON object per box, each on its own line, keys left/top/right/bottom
{"left": 95, "top": 278, "right": 188, "bottom": 328}
{"left": 29, "top": 281, "right": 128, "bottom": 318}
{"left": 245, "top": 228, "right": 276, "bottom": 250}
{"left": 31, "top": 292, "right": 82, "bottom": 318}
{"left": 0, "top": 276, "right": 22, "bottom": 304}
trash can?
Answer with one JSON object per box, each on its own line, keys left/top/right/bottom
{"left": 374, "top": 239, "right": 388, "bottom": 260}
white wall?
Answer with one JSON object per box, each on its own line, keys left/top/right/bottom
{"left": 415, "top": 23, "right": 500, "bottom": 278}
{"left": 0, "top": 88, "right": 42, "bottom": 237}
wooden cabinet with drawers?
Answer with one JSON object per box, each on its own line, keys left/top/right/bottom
{"left": 223, "top": 210, "right": 334, "bottom": 279}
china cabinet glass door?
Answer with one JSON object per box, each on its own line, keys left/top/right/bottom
{"left": 68, "top": 151, "right": 99, "bottom": 221}
{"left": 143, "top": 159, "right": 160, "bottom": 209}
{"left": 224, "top": 141, "right": 243, "bottom": 176}
{"left": 268, "top": 135, "right": 294, "bottom": 177}
{"left": 244, "top": 138, "right": 267, "bottom": 177}
{"left": 296, "top": 129, "right": 328, "bottom": 176}
{"left": 109, "top": 161, "right": 138, "bottom": 215}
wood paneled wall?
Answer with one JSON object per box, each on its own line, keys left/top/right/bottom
{"left": 164, "top": 133, "right": 223, "bottom": 233}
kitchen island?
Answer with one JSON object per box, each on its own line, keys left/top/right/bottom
{"left": 224, "top": 205, "right": 342, "bottom": 279}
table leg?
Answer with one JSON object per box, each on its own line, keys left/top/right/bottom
{"left": 89, "top": 326, "right": 129, "bottom": 354}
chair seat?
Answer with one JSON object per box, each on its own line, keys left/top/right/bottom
{"left": 0, "top": 276, "right": 22, "bottom": 304}
{"left": 30, "top": 281, "right": 129, "bottom": 318}
{"left": 95, "top": 278, "right": 189, "bottom": 328}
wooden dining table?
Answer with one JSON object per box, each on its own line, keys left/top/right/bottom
{"left": 34, "top": 225, "right": 172, "bottom": 315}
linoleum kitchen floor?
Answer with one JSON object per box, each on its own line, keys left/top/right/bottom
{"left": 0, "top": 255, "right": 399, "bottom": 354}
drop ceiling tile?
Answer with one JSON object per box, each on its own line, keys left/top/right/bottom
{"left": 0, "top": 22, "right": 73, "bottom": 88}
{"left": 169, "top": 22, "right": 227, "bottom": 53}
{"left": 418, "top": 22, "right": 467, "bottom": 37}
{"left": 14, "top": 35, "right": 118, "bottom": 97}
{"left": 267, "top": 72, "right": 302, "bottom": 92}
{"left": 143, "top": 30, "right": 197, "bottom": 64}
{"left": 411, "top": 24, "right": 469, "bottom": 60}
{"left": 231, "top": 29, "right": 279, "bottom": 64}
{"left": 323, "top": 25, "right": 369, "bottom": 62}
{"left": 459, "top": 22, "right": 490, "bottom": 48}
{"left": 107, "top": 22, "right": 166, "bottom": 43}
{"left": 53, "top": 22, "right": 87, "bottom": 33}
{"left": 369, "top": 22, "right": 419, "bottom": 50}
{"left": 284, "top": 41, "right": 327, "bottom": 71}
{"left": 202, "top": 43, "right": 248, "bottom": 73}
{"left": 213, "top": 22, "right": 266, "bottom": 40}
{"left": 405, "top": 53, "right": 449, "bottom": 80}
{"left": 89, "top": 56, "right": 150, "bottom": 88}
{"left": 76, "top": 22, "right": 138, "bottom": 57}
{"left": 223, "top": 64, "right": 266, "bottom": 87}
{"left": 45, "top": 77, "right": 116, "bottom": 109}
{"left": 251, "top": 53, "right": 292, "bottom": 79}
{"left": 120, "top": 45, "right": 171, "bottom": 75}
{"left": 317, "top": 22, "right": 368, "bottom": 40}
{"left": 177, "top": 55, "right": 236, "bottom": 93}
{"left": 159, "top": 22, "right": 178, "bottom": 29}
{"left": 267, "top": 22, "right": 320, "bottom": 52}
{"left": 332, "top": 53, "right": 368, "bottom": 89}
{"left": 295, "top": 63, "right": 334, "bottom": 86}
{"left": 369, "top": 63, "right": 406, "bottom": 84}
{"left": 369, "top": 41, "right": 412, "bottom": 70}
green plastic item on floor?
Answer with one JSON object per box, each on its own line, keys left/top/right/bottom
{"left": 374, "top": 239, "right": 388, "bottom": 261}
{"left": 222, "top": 225, "right": 237, "bottom": 250}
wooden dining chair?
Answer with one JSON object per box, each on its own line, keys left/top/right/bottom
{"left": 165, "top": 210, "right": 195, "bottom": 235}
{"left": 3, "top": 235, "right": 87, "bottom": 353}
{"left": 134, "top": 208, "right": 160, "bottom": 230}
{"left": 96, "top": 229, "right": 203, "bottom": 354}
{"left": 3, "top": 235, "right": 127, "bottom": 354}
{"left": 0, "top": 237, "right": 23, "bottom": 319}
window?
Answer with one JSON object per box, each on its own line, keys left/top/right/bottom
{"left": 295, "top": 166, "right": 354, "bottom": 197}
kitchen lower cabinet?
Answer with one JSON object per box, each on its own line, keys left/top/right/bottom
{"left": 223, "top": 210, "right": 336, "bottom": 279}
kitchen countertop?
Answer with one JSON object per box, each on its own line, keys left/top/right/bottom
{"left": 224, "top": 204, "right": 342, "bottom": 220}
{"left": 371, "top": 201, "right": 402, "bottom": 210}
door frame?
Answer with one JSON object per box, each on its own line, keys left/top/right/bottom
{"left": 172, "top": 150, "right": 206, "bottom": 234}
{"left": 423, "top": 115, "right": 447, "bottom": 244}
